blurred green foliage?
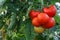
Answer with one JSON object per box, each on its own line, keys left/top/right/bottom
{"left": 0, "top": 0, "right": 60, "bottom": 40}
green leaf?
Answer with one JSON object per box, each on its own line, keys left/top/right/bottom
{"left": 8, "top": 12, "right": 16, "bottom": 30}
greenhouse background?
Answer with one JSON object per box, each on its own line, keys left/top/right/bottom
{"left": 0, "top": 0, "right": 60, "bottom": 40}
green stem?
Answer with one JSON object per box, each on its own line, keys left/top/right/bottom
{"left": 40, "top": 0, "right": 44, "bottom": 10}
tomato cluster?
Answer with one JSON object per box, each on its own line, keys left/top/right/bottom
{"left": 29, "top": 5, "right": 56, "bottom": 33}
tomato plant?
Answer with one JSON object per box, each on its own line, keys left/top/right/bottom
{"left": 0, "top": 0, "right": 58, "bottom": 40}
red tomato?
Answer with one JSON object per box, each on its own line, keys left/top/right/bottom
{"left": 29, "top": 10, "right": 40, "bottom": 19}
{"left": 43, "top": 5, "right": 56, "bottom": 17}
{"left": 43, "top": 7, "right": 52, "bottom": 17}
{"left": 37, "top": 13, "right": 49, "bottom": 25}
{"left": 49, "top": 5, "right": 56, "bottom": 16}
{"left": 32, "top": 17, "right": 40, "bottom": 27}
{"left": 43, "top": 17, "right": 55, "bottom": 29}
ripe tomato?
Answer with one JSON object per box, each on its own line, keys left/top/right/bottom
{"left": 37, "top": 13, "right": 49, "bottom": 25}
{"left": 49, "top": 5, "right": 56, "bottom": 16}
{"left": 29, "top": 10, "right": 40, "bottom": 19}
{"left": 34, "top": 26, "right": 44, "bottom": 33}
{"left": 43, "top": 7, "right": 52, "bottom": 17}
{"left": 43, "top": 17, "right": 55, "bottom": 29}
{"left": 43, "top": 5, "right": 56, "bottom": 17}
{"left": 32, "top": 17, "right": 40, "bottom": 27}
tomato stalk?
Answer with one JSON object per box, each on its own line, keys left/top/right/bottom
{"left": 47, "top": 0, "right": 51, "bottom": 6}
{"left": 40, "top": 0, "right": 44, "bottom": 10}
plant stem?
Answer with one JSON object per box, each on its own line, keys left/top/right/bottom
{"left": 40, "top": 0, "right": 44, "bottom": 10}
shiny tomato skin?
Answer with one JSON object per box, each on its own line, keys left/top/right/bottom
{"left": 43, "top": 8, "right": 52, "bottom": 17}
{"left": 49, "top": 5, "right": 56, "bottom": 17}
{"left": 32, "top": 17, "right": 40, "bottom": 27}
{"left": 37, "top": 13, "right": 49, "bottom": 25}
{"left": 43, "top": 5, "right": 56, "bottom": 17}
{"left": 43, "top": 17, "right": 55, "bottom": 29}
{"left": 29, "top": 10, "right": 40, "bottom": 19}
